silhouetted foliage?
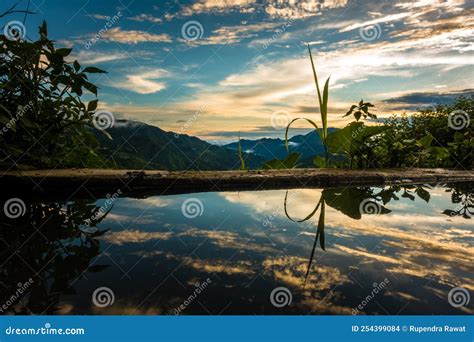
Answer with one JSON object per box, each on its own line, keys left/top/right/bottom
{"left": 0, "top": 21, "right": 106, "bottom": 169}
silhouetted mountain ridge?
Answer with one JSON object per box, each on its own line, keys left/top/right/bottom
{"left": 94, "top": 120, "right": 265, "bottom": 170}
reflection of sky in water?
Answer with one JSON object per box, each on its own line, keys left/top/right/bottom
{"left": 54, "top": 186, "right": 473, "bottom": 315}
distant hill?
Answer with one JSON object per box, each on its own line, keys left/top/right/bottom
{"left": 224, "top": 128, "right": 338, "bottom": 166}
{"left": 94, "top": 120, "right": 265, "bottom": 171}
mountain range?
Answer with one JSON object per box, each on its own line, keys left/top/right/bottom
{"left": 224, "top": 128, "right": 337, "bottom": 166}
{"left": 94, "top": 120, "right": 333, "bottom": 170}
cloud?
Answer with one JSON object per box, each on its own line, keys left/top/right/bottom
{"left": 101, "top": 27, "right": 172, "bottom": 44}
{"left": 169, "top": 21, "right": 473, "bottom": 130}
{"left": 181, "top": 0, "right": 257, "bottom": 16}
{"left": 382, "top": 89, "right": 474, "bottom": 110}
{"left": 182, "top": 22, "right": 281, "bottom": 45}
{"left": 339, "top": 12, "right": 412, "bottom": 32}
{"left": 118, "top": 69, "right": 169, "bottom": 94}
{"left": 265, "top": 0, "right": 349, "bottom": 19}
{"left": 126, "top": 13, "right": 162, "bottom": 23}
{"left": 179, "top": 0, "right": 349, "bottom": 19}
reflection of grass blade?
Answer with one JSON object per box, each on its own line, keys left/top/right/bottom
{"left": 318, "top": 200, "right": 325, "bottom": 250}
{"left": 304, "top": 199, "right": 325, "bottom": 285}
{"left": 284, "top": 190, "right": 321, "bottom": 223}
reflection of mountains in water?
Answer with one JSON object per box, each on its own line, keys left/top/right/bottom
{"left": 0, "top": 183, "right": 471, "bottom": 314}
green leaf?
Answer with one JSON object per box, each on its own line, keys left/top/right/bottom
{"left": 87, "top": 99, "right": 98, "bottom": 112}
{"left": 308, "top": 45, "right": 323, "bottom": 108}
{"left": 83, "top": 66, "right": 107, "bottom": 73}
{"left": 354, "top": 111, "right": 361, "bottom": 121}
{"left": 73, "top": 60, "right": 80, "bottom": 72}
{"left": 417, "top": 134, "right": 433, "bottom": 149}
{"left": 313, "top": 155, "right": 326, "bottom": 168}
{"left": 322, "top": 77, "right": 330, "bottom": 138}
{"left": 344, "top": 105, "right": 357, "bottom": 117}
{"left": 39, "top": 21, "right": 48, "bottom": 38}
{"left": 56, "top": 48, "right": 72, "bottom": 57}
{"left": 415, "top": 187, "right": 430, "bottom": 203}
{"left": 83, "top": 81, "right": 97, "bottom": 96}
{"left": 284, "top": 117, "right": 320, "bottom": 151}
{"left": 262, "top": 152, "right": 301, "bottom": 169}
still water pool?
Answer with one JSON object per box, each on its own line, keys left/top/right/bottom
{"left": 1, "top": 183, "right": 472, "bottom": 315}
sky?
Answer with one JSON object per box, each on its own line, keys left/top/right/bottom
{"left": 2, "top": 0, "right": 473, "bottom": 142}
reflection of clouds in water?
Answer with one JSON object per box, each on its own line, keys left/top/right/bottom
{"left": 92, "top": 304, "right": 163, "bottom": 315}
{"left": 220, "top": 189, "right": 323, "bottom": 222}
{"left": 262, "top": 256, "right": 353, "bottom": 314}
{"left": 106, "top": 213, "right": 155, "bottom": 224}
{"left": 121, "top": 197, "right": 173, "bottom": 208}
{"left": 221, "top": 187, "right": 473, "bottom": 313}
{"left": 182, "top": 257, "right": 254, "bottom": 275}
{"left": 85, "top": 186, "right": 472, "bottom": 314}
{"left": 102, "top": 225, "right": 276, "bottom": 254}
{"left": 181, "top": 228, "right": 276, "bottom": 253}
{"left": 263, "top": 256, "right": 350, "bottom": 289}
{"left": 101, "top": 230, "right": 173, "bottom": 245}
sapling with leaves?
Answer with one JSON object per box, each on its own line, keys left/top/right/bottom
{"left": 344, "top": 100, "right": 376, "bottom": 121}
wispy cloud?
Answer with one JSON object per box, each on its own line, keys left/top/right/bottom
{"left": 118, "top": 69, "right": 170, "bottom": 94}
{"left": 182, "top": 22, "right": 281, "bottom": 45}
{"left": 126, "top": 13, "right": 162, "bottom": 23}
{"left": 100, "top": 27, "right": 172, "bottom": 44}
{"left": 179, "top": 0, "right": 349, "bottom": 18}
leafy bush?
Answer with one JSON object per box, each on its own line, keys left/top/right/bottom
{"left": 375, "top": 97, "right": 473, "bottom": 168}
{"left": 0, "top": 21, "right": 107, "bottom": 169}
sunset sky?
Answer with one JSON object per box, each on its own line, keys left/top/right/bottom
{"left": 5, "top": 0, "right": 473, "bottom": 141}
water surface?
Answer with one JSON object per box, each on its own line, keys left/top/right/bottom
{"left": 1, "top": 183, "right": 472, "bottom": 315}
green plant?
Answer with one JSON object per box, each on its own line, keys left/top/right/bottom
{"left": 0, "top": 21, "right": 107, "bottom": 169}
{"left": 284, "top": 44, "right": 330, "bottom": 167}
{"left": 237, "top": 133, "right": 247, "bottom": 170}
{"left": 344, "top": 99, "right": 376, "bottom": 121}
{"left": 326, "top": 122, "right": 389, "bottom": 168}
{"left": 262, "top": 152, "right": 300, "bottom": 170}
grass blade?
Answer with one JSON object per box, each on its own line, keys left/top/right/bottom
{"left": 285, "top": 118, "right": 320, "bottom": 151}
